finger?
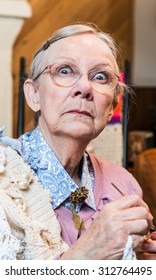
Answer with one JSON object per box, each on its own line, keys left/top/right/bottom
{"left": 142, "top": 239, "right": 156, "bottom": 253}
{"left": 150, "top": 232, "right": 156, "bottom": 240}
{"left": 109, "top": 195, "right": 150, "bottom": 211}
{"left": 126, "top": 219, "right": 149, "bottom": 235}
{"left": 121, "top": 206, "right": 149, "bottom": 221}
{"left": 121, "top": 207, "right": 153, "bottom": 231}
{"left": 137, "top": 252, "right": 156, "bottom": 260}
{"left": 131, "top": 234, "right": 144, "bottom": 250}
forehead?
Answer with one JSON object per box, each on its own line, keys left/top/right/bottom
{"left": 43, "top": 34, "right": 117, "bottom": 69}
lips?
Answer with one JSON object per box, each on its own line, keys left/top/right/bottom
{"left": 67, "top": 110, "right": 92, "bottom": 117}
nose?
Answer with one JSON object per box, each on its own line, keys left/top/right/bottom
{"left": 70, "top": 75, "right": 93, "bottom": 101}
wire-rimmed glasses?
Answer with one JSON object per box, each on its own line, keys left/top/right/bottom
{"left": 33, "top": 62, "right": 120, "bottom": 94}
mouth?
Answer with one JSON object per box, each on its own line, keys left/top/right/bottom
{"left": 67, "top": 110, "right": 92, "bottom": 117}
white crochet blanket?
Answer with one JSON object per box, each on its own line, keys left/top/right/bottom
{"left": 0, "top": 205, "right": 20, "bottom": 259}
{"left": 0, "top": 144, "right": 68, "bottom": 260}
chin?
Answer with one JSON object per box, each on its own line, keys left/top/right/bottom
{"left": 69, "top": 129, "right": 95, "bottom": 142}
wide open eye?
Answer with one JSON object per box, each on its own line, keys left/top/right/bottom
{"left": 92, "top": 71, "right": 111, "bottom": 83}
{"left": 50, "top": 63, "right": 80, "bottom": 87}
{"left": 59, "top": 66, "right": 73, "bottom": 75}
{"left": 54, "top": 64, "right": 76, "bottom": 78}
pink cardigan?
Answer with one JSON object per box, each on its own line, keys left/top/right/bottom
{"left": 55, "top": 153, "right": 142, "bottom": 246}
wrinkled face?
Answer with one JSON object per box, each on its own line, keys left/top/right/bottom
{"left": 28, "top": 34, "right": 118, "bottom": 142}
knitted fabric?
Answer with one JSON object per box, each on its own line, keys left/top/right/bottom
{"left": 0, "top": 144, "right": 68, "bottom": 260}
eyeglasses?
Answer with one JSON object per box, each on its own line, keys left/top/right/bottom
{"left": 33, "top": 62, "right": 120, "bottom": 94}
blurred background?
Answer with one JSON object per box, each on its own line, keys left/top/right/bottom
{"left": 0, "top": 0, "right": 156, "bottom": 222}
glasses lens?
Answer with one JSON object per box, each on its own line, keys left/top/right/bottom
{"left": 50, "top": 63, "right": 80, "bottom": 87}
{"left": 48, "top": 63, "right": 119, "bottom": 93}
{"left": 90, "top": 70, "right": 119, "bottom": 93}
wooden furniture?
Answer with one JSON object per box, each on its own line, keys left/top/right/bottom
{"left": 133, "top": 148, "right": 156, "bottom": 225}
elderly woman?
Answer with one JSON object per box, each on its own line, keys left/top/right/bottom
{"left": 0, "top": 23, "right": 156, "bottom": 260}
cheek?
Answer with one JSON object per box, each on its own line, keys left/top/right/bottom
{"left": 38, "top": 84, "right": 63, "bottom": 112}
{"left": 38, "top": 85, "right": 70, "bottom": 129}
{"left": 95, "top": 95, "right": 114, "bottom": 119}
{"left": 93, "top": 96, "right": 115, "bottom": 134}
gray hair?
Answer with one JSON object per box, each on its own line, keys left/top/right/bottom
{"left": 29, "top": 22, "right": 120, "bottom": 81}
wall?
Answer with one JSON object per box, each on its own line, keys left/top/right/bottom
{"left": 132, "top": 0, "right": 156, "bottom": 86}
{"left": 0, "top": 0, "right": 31, "bottom": 136}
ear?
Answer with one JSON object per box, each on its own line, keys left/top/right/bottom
{"left": 107, "top": 106, "right": 115, "bottom": 123}
{"left": 107, "top": 93, "right": 119, "bottom": 123}
{"left": 24, "top": 79, "right": 40, "bottom": 112}
{"left": 107, "top": 100, "right": 118, "bottom": 122}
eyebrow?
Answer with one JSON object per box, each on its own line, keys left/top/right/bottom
{"left": 54, "top": 57, "right": 76, "bottom": 63}
{"left": 51, "top": 57, "right": 115, "bottom": 74}
{"left": 54, "top": 58, "right": 112, "bottom": 68}
{"left": 90, "top": 63, "right": 113, "bottom": 69}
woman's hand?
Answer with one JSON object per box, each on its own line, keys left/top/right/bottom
{"left": 62, "top": 195, "right": 153, "bottom": 260}
{"left": 137, "top": 232, "right": 156, "bottom": 260}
